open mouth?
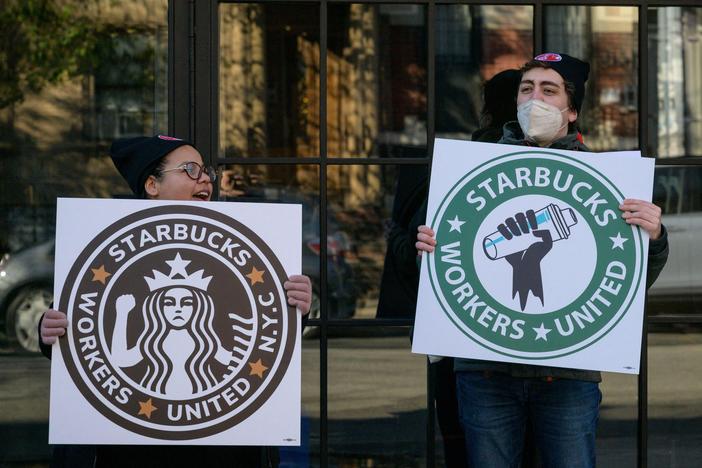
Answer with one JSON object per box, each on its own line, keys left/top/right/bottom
{"left": 193, "top": 191, "right": 210, "bottom": 201}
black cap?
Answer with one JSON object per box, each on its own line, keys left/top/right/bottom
{"left": 533, "top": 53, "right": 590, "bottom": 113}
{"left": 483, "top": 69, "right": 521, "bottom": 125}
{"left": 109, "top": 135, "right": 193, "bottom": 197}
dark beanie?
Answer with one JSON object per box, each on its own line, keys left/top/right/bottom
{"left": 109, "top": 135, "right": 193, "bottom": 197}
{"left": 533, "top": 53, "right": 590, "bottom": 113}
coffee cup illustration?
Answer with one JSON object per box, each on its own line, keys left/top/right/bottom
{"left": 483, "top": 203, "right": 578, "bottom": 260}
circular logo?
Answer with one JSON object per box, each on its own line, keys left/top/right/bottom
{"left": 59, "top": 205, "right": 296, "bottom": 439}
{"left": 428, "top": 152, "right": 644, "bottom": 359}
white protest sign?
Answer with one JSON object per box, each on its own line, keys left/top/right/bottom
{"left": 50, "top": 198, "right": 301, "bottom": 445}
{"left": 412, "top": 139, "right": 654, "bottom": 374}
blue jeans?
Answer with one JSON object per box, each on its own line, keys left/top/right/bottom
{"left": 455, "top": 371, "right": 601, "bottom": 468}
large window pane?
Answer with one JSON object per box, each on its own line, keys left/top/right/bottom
{"left": 328, "top": 330, "right": 426, "bottom": 465}
{"left": 648, "top": 331, "right": 702, "bottom": 466}
{"left": 648, "top": 7, "right": 702, "bottom": 158}
{"left": 545, "top": 6, "right": 638, "bottom": 151}
{"left": 219, "top": 3, "right": 320, "bottom": 158}
{"left": 649, "top": 166, "right": 702, "bottom": 316}
{"left": 327, "top": 4, "right": 427, "bottom": 158}
{"left": 327, "top": 165, "right": 428, "bottom": 320}
{"left": 436, "top": 5, "right": 533, "bottom": 140}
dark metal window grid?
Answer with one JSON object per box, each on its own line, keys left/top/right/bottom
{"left": 168, "top": 1, "right": 702, "bottom": 466}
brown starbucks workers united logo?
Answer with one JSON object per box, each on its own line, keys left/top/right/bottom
{"left": 59, "top": 205, "right": 296, "bottom": 440}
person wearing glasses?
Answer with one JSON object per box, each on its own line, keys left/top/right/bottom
{"left": 37, "top": 135, "right": 311, "bottom": 467}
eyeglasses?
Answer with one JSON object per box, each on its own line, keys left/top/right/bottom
{"left": 160, "top": 162, "right": 217, "bottom": 182}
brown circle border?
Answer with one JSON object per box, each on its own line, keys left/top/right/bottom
{"left": 58, "top": 204, "right": 297, "bottom": 440}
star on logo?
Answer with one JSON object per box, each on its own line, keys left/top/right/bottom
{"left": 91, "top": 265, "right": 112, "bottom": 285}
{"left": 165, "top": 253, "right": 191, "bottom": 278}
{"left": 533, "top": 323, "right": 552, "bottom": 341}
{"left": 610, "top": 232, "right": 628, "bottom": 250}
{"left": 246, "top": 266, "right": 265, "bottom": 285}
{"left": 248, "top": 359, "right": 269, "bottom": 378}
{"left": 137, "top": 398, "right": 158, "bottom": 419}
{"left": 447, "top": 215, "right": 466, "bottom": 233}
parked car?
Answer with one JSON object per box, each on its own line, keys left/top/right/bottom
{"left": 0, "top": 240, "right": 54, "bottom": 353}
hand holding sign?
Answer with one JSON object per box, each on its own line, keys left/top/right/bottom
{"left": 40, "top": 309, "right": 68, "bottom": 345}
{"left": 416, "top": 225, "right": 436, "bottom": 254}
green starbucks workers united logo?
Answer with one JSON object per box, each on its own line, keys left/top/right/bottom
{"left": 428, "top": 152, "right": 644, "bottom": 359}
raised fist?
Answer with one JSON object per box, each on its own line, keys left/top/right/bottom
{"left": 499, "top": 210, "right": 553, "bottom": 311}
{"left": 116, "top": 294, "right": 136, "bottom": 314}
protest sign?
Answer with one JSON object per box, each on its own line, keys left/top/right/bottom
{"left": 412, "top": 139, "right": 653, "bottom": 374}
{"left": 50, "top": 198, "right": 301, "bottom": 445}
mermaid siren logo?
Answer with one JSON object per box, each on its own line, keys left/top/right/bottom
{"left": 57, "top": 204, "right": 297, "bottom": 441}
{"left": 113, "top": 254, "right": 224, "bottom": 398}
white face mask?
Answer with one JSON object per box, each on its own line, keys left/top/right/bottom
{"left": 517, "top": 99, "right": 569, "bottom": 146}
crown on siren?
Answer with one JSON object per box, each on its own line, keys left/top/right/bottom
{"left": 144, "top": 253, "right": 212, "bottom": 291}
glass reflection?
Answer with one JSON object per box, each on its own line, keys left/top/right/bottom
{"left": 219, "top": 3, "right": 320, "bottom": 158}
{"left": 328, "top": 331, "right": 426, "bottom": 465}
{"left": 0, "top": 0, "right": 167, "bottom": 255}
{"left": 545, "top": 6, "right": 639, "bottom": 151}
{"left": 649, "top": 166, "right": 702, "bottom": 316}
{"left": 648, "top": 7, "right": 702, "bottom": 158}
{"left": 327, "top": 4, "right": 427, "bottom": 157}
{"left": 436, "top": 5, "right": 533, "bottom": 140}
{"left": 327, "top": 165, "right": 428, "bottom": 320}
{"left": 648, "top": 332, "right": 702, "bottom": 466}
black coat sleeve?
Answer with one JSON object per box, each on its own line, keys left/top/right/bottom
{"left": 38, "top": 311, "right": 52, "bottom": 360}
{"left": 645, "top": 224, "right": 669, "bottom": 290}
{"left": 386, "top": 199, "right": 428, "bottom": 275}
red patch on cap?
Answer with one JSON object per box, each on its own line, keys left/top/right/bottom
{"left": 157, "top": 135, "right": 182, "bottom": 141}
{"left": 534, "top": 53, "right": 562, "bottom": 62}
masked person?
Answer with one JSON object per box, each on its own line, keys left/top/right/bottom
{"left": 382, "top": 68, "right": 543, "bottom": 468}
{"left": 38, "top": 135, "right": 312, "bottom": 468}
{"left": 415, "top": 53, "right": 669, "bottom": 468}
